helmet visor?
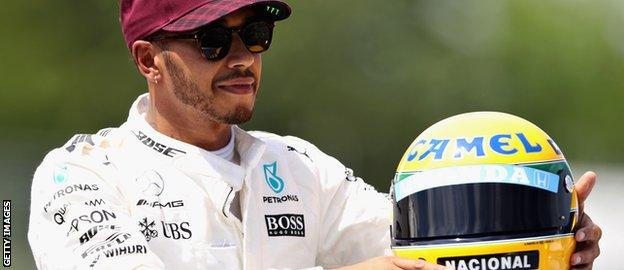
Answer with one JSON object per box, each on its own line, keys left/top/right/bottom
{"left": 392, "top": 162, "right": 575, "bottom": 244}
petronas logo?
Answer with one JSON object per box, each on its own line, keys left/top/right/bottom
{"left": 263, "top": 161, "right": 284, "bottom": 193}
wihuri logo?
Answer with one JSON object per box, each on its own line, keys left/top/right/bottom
{"left": 263, "top": 161, "right": 284, "bottom": 193}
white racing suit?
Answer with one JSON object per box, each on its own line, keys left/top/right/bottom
{"left": 28, "top": 93, "right": 392, "bottom": 269}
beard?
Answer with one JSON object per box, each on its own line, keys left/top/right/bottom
{"left": 162, "top": 53, "right": 255, "bottom": 125}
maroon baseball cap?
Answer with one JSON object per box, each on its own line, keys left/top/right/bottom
{"left": 120, "top": 0, "right": 291, "bottom": 49}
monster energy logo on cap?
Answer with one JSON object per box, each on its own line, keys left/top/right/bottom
{"left": 266, "top": 6, "right": 281, "bottom": 15}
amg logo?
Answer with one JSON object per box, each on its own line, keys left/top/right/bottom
{"left": 136, "top": 199, "right": 184, "bottom": 208}
{"left": 438, "top": 250, "right": 539, "bottom": 270}
{"left": 132, "top": 130, "right": 186, "bottom": 157}
{"left": 85, "top": 199, "right": 106, "bottom": 207}
{"left": 265, "top": 214, "right": 305, "bottom": 237}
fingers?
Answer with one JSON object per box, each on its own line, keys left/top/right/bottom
{"left": 571, "top": 214, "right": 602, "bottom": 269}
{"left": 575, "top": 171, "right": 597, "bottom": 211}
{"left": 391, "top": 257, "right": 450, "bottom": 270}
{"left": 575, "top": 215, "right": 602, "bottom": 243}
{"left": 570, "top": 242, "right": 600, "bottom": 270}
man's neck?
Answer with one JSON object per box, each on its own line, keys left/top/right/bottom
{"left": 146, "top": 101, "right": 232, "bottom": 152}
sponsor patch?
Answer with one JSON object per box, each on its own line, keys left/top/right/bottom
{"left": 263, "top": 161, "right": 285, "bottom": 193}
{"left": 438, "top": 250, "right": 539, "bottom": 270}
{"left": 265, "top": 214, "right": 305, "bottom": 237}
{"left": 53, "top": 165, "right": 69, "bottom": 184}
{"left": 394, "top": 164, "right": 560, "bottom": 202}
{"left": 67, "top": 209, "right": 117, "bottom": 235}
{"left": 135, "top": 170, "right": 165, "bottom": 197}
{"left": 138, "top": 218, "right": 192, "bottom": 241}
{"left": 103, "top": 244, "right": 147, "bottom": 258}
{"left": 65, "top": 134, "right": 95, "bottom": 153}
{"left": 263, "top": 195, "right": 298, "bottom": 204}
{"left": 43, "top": 184, "right": 100, "bottom": 213}
{"left": 138, "top": 218, "right": 158, "bottom": 242}
{"left": 287, "top": 145, "right": 312, "bottom": 162}
{"left": 79, "top": 225, "right": 118, "bottom": 245}
{"left": 81, "top": 232, "right": 131, "bottom": 259}
{"left": 132, "top": 130, "right": 186, "bottom": 157}
{"left": 161, "top": 221, "right": 192, "bottom": 240}
{"left": 136, "top": 199, "right": 183, "bottom": 208}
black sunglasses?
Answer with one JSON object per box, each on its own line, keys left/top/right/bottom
{"left": 150, "top": 21, "right": 275, "bottom": 61}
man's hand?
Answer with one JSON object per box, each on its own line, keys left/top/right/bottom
{"left": 571, "top": 171, "right": 602, "bottom": 269}
{"left": 336, "top": 256, "right": 450, "bottom": 270}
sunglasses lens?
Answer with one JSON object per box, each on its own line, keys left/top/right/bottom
{"left": 241, "top": 22, "right": 273, "bottom": 53}
{"left": 199, "top": 27, "right": 230, "bottom": 59}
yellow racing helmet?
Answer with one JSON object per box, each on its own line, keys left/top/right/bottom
{"left": 391, "top": 112, "right": 578, "bottom": 270}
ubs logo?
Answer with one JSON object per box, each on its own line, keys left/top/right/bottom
{"left": 138, "top": 218, "right": 158, "bottom": 242}
{"left": 138, "top": 218, "right": 192, "bottom": 241}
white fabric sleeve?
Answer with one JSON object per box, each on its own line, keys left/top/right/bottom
{"left": 312, "top": 148, "right": 393, "bottom": 268}
{"left": 28, "top": 145, "right": 165, "bottom": 270}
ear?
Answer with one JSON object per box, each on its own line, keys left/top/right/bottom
{"left": 131, "top": 40, "right": 161, "bottom": 83}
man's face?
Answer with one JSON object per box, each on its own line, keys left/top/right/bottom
{"left": 156, "top": 9, "right": 262, "bottom": 125}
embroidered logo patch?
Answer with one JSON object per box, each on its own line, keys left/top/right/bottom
{"left": 265, "top": 214, "right": 305, "bottom": 237}
{"left": 263, "top": 161, "right": 284, "bottom": 193}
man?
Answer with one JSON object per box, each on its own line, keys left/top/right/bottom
{"left": 28, "top": 0, "right": 601, "bottom": 269}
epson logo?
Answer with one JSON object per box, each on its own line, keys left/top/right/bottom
{"left": 264, "top": 214, "right": 305, "bottom": 237}
{"left": 136, "top": 199, "right": 184, "bottom": 208}
{"left": 67, "top": 210, "right": 117, "bottom": 235}
{"left": 438, "top": 250, "right": 539, "bottom": 270}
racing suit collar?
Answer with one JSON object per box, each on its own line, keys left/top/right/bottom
{"left": 125, "top": 93, "right": 267, "bottom": 191}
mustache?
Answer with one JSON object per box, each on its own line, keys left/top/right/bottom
{"left": 213, "top": 69, "right": 257, "bottom": 85}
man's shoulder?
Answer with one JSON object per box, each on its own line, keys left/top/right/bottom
{"left": 36, "top": 127, "right": 123, "bottom": 176}
{"left": 248, "top": 130, "right": 327, "bottom": 158}
{"left": 247, "top": 130, "right": 340, "bottom": 169}
{"left": 248, "top": 130, "right": 319, "bottom": 150}
{"left": 60, "top": 127, "right": 118, "bottom": 153}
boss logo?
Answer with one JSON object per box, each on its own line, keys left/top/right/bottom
{"left": 264, "top": 214, "right": 305, "bottom": 237}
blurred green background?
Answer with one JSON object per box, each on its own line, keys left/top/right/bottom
{"left": 1, "top": 0, "right": 623, "bottom": 268}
